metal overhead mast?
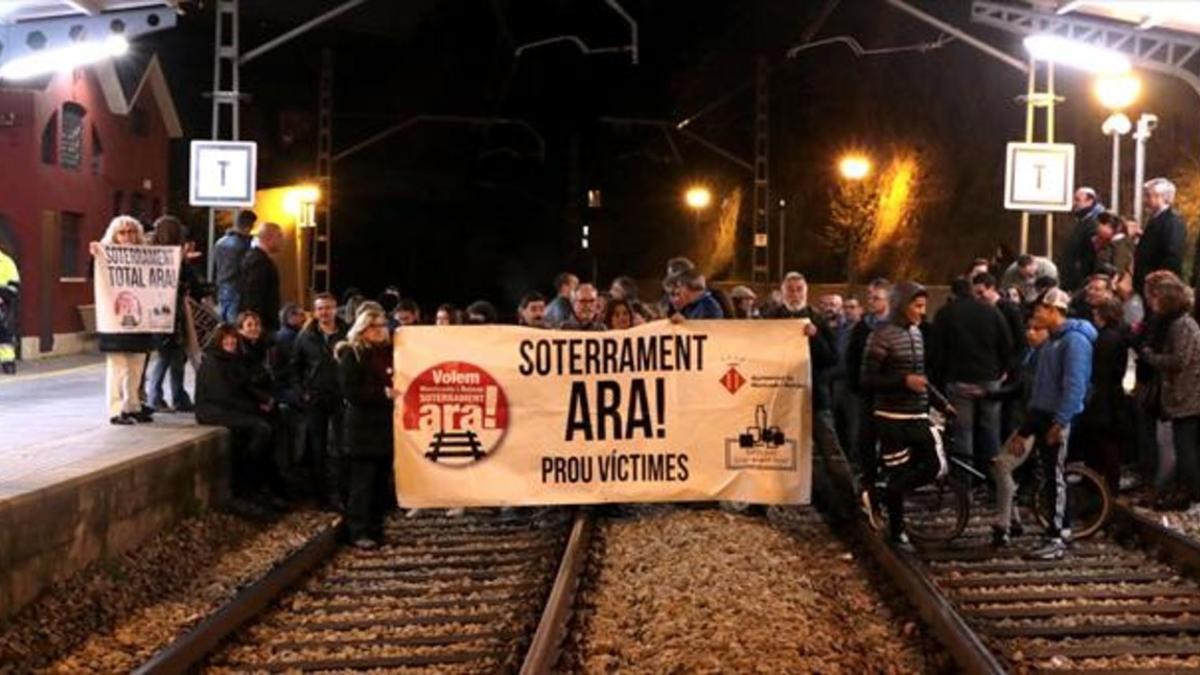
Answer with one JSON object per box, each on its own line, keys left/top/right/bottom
{"left": 206, "top": 0, "right": 374, "bottom": 285}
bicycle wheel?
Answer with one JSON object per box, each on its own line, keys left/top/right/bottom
{"left": 902, "top": 475, "right": 970, "bottom": 543}
{"left": 1034, "top": 462, "right": 1112, "bottom": 540}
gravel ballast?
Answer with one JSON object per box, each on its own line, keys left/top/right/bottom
{"left": 0, "top": 509, "right": 337, "bottom": 674}
{"left": 563, "top": 507, "right": 945, "bottom": 674}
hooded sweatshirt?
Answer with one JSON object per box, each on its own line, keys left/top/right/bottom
{"left": 861, "top": 282, "right": 929, "bottom": 415}
{"left": 1029, "top": 318, "right": 1097, "bottom": 427}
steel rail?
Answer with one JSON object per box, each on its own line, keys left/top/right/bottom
{"left": 132, "top": 519, "right": 342, "bottom": 675}
{"left": 811, "top": 456, "right": 1006, "bottom": 675}
{"left": 519, "top": 508, "right": 594, "bottom": 675}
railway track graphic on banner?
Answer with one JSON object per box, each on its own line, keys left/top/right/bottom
{"left": 393, "top": 320, "right": 812, "bottom": 507}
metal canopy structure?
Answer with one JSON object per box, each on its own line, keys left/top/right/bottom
{"left": 0, "top": 1, "right": 181, "bottom": 71}
{"left": 0, "top": 1, "right": 178, "bottom": 23}
{"left": 971, "top": 0, "right": 1200, "bottom": 97}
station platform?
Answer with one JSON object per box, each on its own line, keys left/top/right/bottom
{"left": 0, "top": 356, "right": 230, "bottom": 621}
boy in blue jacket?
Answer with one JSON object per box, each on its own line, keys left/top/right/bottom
{"left": 992, "top": 288, "right": 1096, "bottom": 559}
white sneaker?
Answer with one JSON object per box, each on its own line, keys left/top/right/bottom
{"left": 1026, "top": 537, "right": 1066, "bottom": 560}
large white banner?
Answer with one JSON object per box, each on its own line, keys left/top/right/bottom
{"left": 93, "top": 244, "right": 181, "bottom": 334}
{"left": 393, "top": 320, "right": 812, "bottom": 507}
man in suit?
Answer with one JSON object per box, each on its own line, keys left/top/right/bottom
{"left": 1133, "top": 177, "right": 1186, "bottom": 295}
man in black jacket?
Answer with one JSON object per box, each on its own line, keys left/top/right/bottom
{"left": 762, "top": 272, "right": 840, "bottom": 455}
{"left": 239, "top": 222, "right": 283, "bottom": 335}
{"left": 1134, "top": 178, "right": 1186, "bottom": 294}
{"left": 862, "top": 281, "right": 947, "bottom": 546}
{"left": 292, "top": 293, "right": 349, "bottom": 509}
{"left": 931, "top": 278, "right": 1013, "bottom": 472}
{"left": 1061, "top": 187, "right": 1104, "bottom": 291}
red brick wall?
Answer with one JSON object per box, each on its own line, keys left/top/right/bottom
{"left": 0, "top": 66, "right": 170, "bottom": 345}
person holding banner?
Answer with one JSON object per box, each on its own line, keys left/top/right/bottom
{"left": 336, "top": 306, "right": 397, "bottom": 548}
{"left": 90, "top": 216, "right": 156, "bottom": 425}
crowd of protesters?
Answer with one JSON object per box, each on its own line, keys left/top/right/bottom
{"left": 82, "top": 176, "right": 1200, "bottom": 553}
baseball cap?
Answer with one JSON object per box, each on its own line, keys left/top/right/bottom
{"left": 1039, "top": 288, "right": 1071, "bottom": 311}
{"left": 730, "top": 285, "right": 757, "bottom": 300}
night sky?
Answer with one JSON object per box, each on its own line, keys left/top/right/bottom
{"left": 146, "top": 1, "right": 1200, "bottom": 315}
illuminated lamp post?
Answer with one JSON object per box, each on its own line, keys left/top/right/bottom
{"left": 1094, "top": 73, "right": 1141, "bottom": 213}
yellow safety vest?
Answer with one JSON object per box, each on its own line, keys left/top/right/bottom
{"left": 0, "top": 249, "right": 18, "bottom": 290}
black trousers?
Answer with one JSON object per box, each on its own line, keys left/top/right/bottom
{"left": 199, "top": 408, "right": 278, "bottom": 499}
{"left": 305, "top": 403, "right": 346, "bottom": 503}
{"left": 877, "top": 416, "right": 942, "bottom": 538}
{"left": 347, "top": 456, "right": 392, "bottom": 540}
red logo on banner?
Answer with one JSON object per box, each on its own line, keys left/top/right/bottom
{"left": 402, "top": 361, "right": 509, "bottom": 465}
{"left": 720, "top": 366, "right": 746, "bottom": 394}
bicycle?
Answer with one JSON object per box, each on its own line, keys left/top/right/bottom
{"left": 877, "top": 388, "right": 1112, "bottom": 544}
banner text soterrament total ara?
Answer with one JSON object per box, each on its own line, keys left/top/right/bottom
{"left": 393, "top": 320, "right": 811, "bottom": 507}
{"left": 93, "top": 244, "right": 182, "bottom": 334}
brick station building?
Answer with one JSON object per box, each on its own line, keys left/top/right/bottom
{"left": 0, "top": 54, "right": 181, "bottom": 358}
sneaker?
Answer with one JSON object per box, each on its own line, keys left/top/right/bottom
{"left": 110, "top": 414, "right": 135, "bottom": 426}
{"left": 173, "top": 401, "right": 194, "bottom": 413}
{"left": 352, "top": 537, "right": 379, "bottom": 550}
{"left": 1026, "top": 537, "right": 1066, "bottom": 560}
{"left": 861, "top": 491, "right": 882, "bottom": 531}
{"left": 990, "top": 526, "right": 1011, "bottom": 548}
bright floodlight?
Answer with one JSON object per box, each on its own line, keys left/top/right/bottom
{"left": 838, "top": 155, "right": 871, "bottom": 181}
{"left": 283, "top": 184, "right": 321, "bottom": 216}
{"left": 1022, "top": 35, "right": 1131, "bottom": 74}
{"left": 0, "top": 35, "right": 130, "bottom": 81}
{"left": 1094, "top": 73, "right": 1141, "bottom": 111}
{"left": 684, "top": 186, "right": 712, "bottom": 209}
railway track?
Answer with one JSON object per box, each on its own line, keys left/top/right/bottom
{"left": 133, "top": 507, "right": 592, "bottom": 674}
{"left": 852, "top": 495, "right": 1200, "bottom": 674}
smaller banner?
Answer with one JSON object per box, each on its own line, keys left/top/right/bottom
{"left": 93, "top": 244, "right": 181, "bottom": 334}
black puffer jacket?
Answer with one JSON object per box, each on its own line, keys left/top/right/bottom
{"left": 337, "top": 342, "right": 394, "bottom": 458}
{"left": 861, "top": 282, "right": 929, "bottom": 415}
{"left": 195, "top": 346, "right": 261, "bottom": 421}
{"left": 291, "top": 319, "right": 348, "bottom": 409}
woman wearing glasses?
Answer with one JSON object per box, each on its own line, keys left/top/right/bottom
{"left": 90, "top": 216, "right": 155, "bottom": 425}
{"left": 337, "top": 306, "right": 397, "bottom": 548}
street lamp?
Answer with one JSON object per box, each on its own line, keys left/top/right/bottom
{"left": 1094, "top": 72, "right": 1140, "bottom": 213}
{"left": 684, "top": 186, "right": 712, "bottom": 210}
{"left": 838, "top": 154, "right": 871, "bottom": 181}
{"left": 284, "top": 184, "right": 321, "bottom": 228}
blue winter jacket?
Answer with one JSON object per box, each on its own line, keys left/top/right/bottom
{"left": 1029, "top": 318, "right": 1098, "bottom": 427}
{"left": 682, "top": 291, "right": 725, "bottom": 319}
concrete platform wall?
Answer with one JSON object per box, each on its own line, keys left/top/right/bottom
{"left": 0, "top": 428, "right": 229, "bottom": 622}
